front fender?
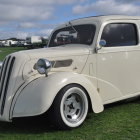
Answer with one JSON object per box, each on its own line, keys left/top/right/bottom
{"left": 13, "top": 72, "right": 104, "bottom": 118}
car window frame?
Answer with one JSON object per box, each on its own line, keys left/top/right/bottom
{"left": 48, "top": 24, "right": 97, "bottom": 47}
{"left": 101, "top": 23, "right": 138, "bottom": 47}
{"left": 97, "top": 20, "right": 140, "bottom": 53}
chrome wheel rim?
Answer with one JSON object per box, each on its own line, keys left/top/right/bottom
{"left": 62, "top": 88, "right": 87, "bottom": 124}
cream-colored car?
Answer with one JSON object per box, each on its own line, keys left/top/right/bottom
{"left": 0, "top": 15, "right": 140, "bottom": 129}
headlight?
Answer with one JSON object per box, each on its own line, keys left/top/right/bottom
{"left": 35, "top": 58, "right": 52, "bottom": 76}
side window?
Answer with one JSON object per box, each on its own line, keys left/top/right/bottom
{"left": 101, "top": 23, "right": 138, "bottom": 47}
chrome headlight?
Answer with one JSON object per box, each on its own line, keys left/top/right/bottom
{"left": 35, "top": 58, "right": 52, "bottom": 76}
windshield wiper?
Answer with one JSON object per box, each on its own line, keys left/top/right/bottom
{"left": 68, "top": 21, "right": 78, "bottom": 33}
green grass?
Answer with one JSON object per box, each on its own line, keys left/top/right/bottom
{"left": 0, "top": 99, "right": 139, "bottom": 140}
{"left": 0, "top": 47, "right": 140, "bottom": 140}
{"left": 0, "top": 47, "right": 26, "bottom": 61}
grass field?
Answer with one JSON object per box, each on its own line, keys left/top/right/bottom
{"left": 0, "top": 47, "right": 140, "bottom": 140}
{"left": 0, "top": 47, "right": 26, "bottom": 61}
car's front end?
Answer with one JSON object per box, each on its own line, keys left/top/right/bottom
{"left": 0, "top": 18, "right": 104, "bottom": 129}
{"left": 0, "top": 45, "right": 91, "bottom": 122}
{"left": 0, "top": 52, "right": 30, "bottom": 121}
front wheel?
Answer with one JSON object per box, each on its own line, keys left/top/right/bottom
{"left": 51, "top": 84, "right": 89, "bottom": 129}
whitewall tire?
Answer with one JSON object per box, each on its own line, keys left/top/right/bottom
{"left": 51, "top": 84, "right": 89, "bottom": 129}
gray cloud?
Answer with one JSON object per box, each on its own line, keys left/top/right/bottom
{"left": 0, "top": 1, "right": 69, "bottom": 39}
{"left": 0, "top": 4, "right": 54, "bottom": 22}
{"left": 117, "top": 0, "right": 140, "bottom": 3}
{"left": 0, "top": 0, "right": 86, "bottom": 22}
{"left": 73, "top": 0, "right": 140, "bottom": 15}
{"left": 39, "top": 29, "right": 54, "bottom": 36}
{"left": 0, "top": 0, "right": 87, "bottom": 39}
{"left": 17, "top": 22, "right": 57, "bottom": 29}
{"left": 0, "top": 22, "right": 57, "bottom": 39}
{"left": 0, "top": 30, "right": 32, "bottom": 39}
{"left": 0, "top": 0, "right": 86, "bottom": 6}
{"left": 0, "top": 28, "right": 54, "bottom": 39}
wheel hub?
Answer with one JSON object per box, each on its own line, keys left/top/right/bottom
{"left": 68, "top": 103, "right": 75, "bottom": 110}
{"left": 63, "top": 93, "right": 84, "bottom": 123}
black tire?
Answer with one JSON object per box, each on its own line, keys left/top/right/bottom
{"left": 51, "top": 84, "right": 89, "bottom": 130}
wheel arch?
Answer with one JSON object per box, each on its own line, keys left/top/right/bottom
{"left": 12, "top": 72, "right": 104, "bottom": 118}
{"left": 55, "top": 83, "right": 93, "bottom": 113}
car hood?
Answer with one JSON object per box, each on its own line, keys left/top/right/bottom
{"left": 18, "top": 45, "right": 90, "bottom": 79}
{"left": 22, "top": 45, "right": 90, "bottom": 59}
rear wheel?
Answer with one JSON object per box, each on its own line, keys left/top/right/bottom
{"left": 51, "top": 84, "right": 88, "bottom": 129}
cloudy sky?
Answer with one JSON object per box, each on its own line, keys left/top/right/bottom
{"left": 0, "top": 0, "right": 140, "bottom": 39}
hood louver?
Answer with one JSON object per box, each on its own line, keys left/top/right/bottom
{"left": 51, "top": 59, "right": 73, "bottom": 68}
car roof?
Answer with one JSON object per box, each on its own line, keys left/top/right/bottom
{"left": 70, "top": 15, "right": 140, "bottom": 24}
{"left": 52, "top": 15, "right": 140, "bottom": 32}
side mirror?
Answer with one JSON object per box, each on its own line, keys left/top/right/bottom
{"left": 99, "top": 39, "right": 106, "bottom": 47}
{"left": 95, "top": 39, "right": 106, "bottom": 52}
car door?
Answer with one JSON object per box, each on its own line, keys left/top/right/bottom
{"left": 96, "top": 20, "right": 140, "bottom": 104}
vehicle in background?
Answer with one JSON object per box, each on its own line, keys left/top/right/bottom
{"left": 25, "top": 36, "right": 48, "bottom": 49}
{"left": 26, "top": 36, "right": 42, "bottom": 44}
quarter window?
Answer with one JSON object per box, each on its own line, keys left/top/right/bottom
{"left": 101, "top": 23, "right": 138, "bottom": 47}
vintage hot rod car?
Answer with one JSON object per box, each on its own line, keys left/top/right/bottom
{"left": 0, "top": 15, "right": 140, "bottom": 129}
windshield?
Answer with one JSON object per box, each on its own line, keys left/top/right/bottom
{"left": 49, "top": 24, "right": 96, "bottom": 47}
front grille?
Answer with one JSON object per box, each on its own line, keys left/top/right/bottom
{"left": 0, "top": 56, "right": 15, "bottom": 115}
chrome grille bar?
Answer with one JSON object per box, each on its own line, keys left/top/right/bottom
{"left": 0, "top": 57, "right": 11, "bottom": 99}
{"left": 0, "top": 56, "right": 15, "bottom": 115}
{"left": 0, "top": 62, "right": 2, "bottom": 70}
